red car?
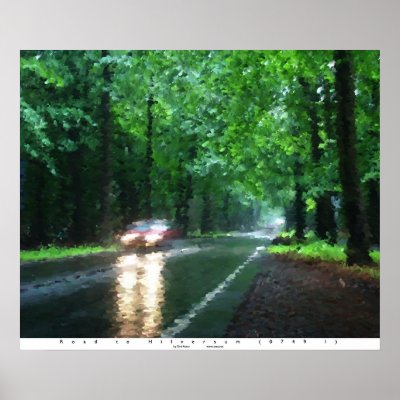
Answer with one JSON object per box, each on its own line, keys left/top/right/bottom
{"left": 120, "top": 219, "right": 182, "bottom": 248}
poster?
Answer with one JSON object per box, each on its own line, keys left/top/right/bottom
{"left": 20, "top": 50, "right": 379, "bottom": 350}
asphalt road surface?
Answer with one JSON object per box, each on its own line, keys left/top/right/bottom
{"left": 21, "top": 236, "right": 267, "bottom": 338}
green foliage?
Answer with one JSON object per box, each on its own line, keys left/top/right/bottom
{"left": 279, "top": 230, "right": 296, "bottom": 238}
{"left": 20, "top": 244, "right": 118, "bottom": 262}
{"left": 267, "top": 239, "right": 380, "bottom": 270}
{"left": 269, "top": 240, "right": 346, "bottom": 262}
{"left": 20, "top": 50, "right": 379, "bottom": 255}
{"left": 305, "top": 198, "right": 316, "bottom": 212}
{"left": 370, "top": 250, "right": 380, "bottom": 264}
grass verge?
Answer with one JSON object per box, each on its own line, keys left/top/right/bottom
{"left": 267, "top": 240, "right": 380, "bottom": 280}
{"left": 20, "top": 244, "right": 119, "bottom": 263}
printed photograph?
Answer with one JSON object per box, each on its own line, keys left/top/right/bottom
{"left": 20, "top": 50, "right": 379, "bottom": 339}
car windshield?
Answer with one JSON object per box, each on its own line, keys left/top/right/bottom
{"left": 126, "top": 219, "right": 171, "bottom": 232}
{"left": 150, "top": 223, "right": 168, "bottom": 231}
{"left": 133, "top": 224, "right": 151, "bottom": 231}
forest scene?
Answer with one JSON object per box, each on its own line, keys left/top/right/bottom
{"left": 20, "top": 50, "right": 379, "bottom": 339}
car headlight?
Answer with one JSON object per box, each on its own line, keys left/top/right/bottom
{"left": 145, "top": 233, "right": 162, "bottom": 242}
{"left": 121, "top": 233, "right": 140, "bottom": 243}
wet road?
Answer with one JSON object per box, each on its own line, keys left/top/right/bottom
{"left": 21, "top": 236, "right": 268, "bottom": 338}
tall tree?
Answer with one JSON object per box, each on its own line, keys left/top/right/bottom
{"left": 141, "top": 92, "right": 154, "bottom": 218}
{"left": 334, "top": 50, "right": 371, "bottom": 265}
{"left": 293, "top": 160, "right": 306, "bottom": 240}
{"left": 99, "top": 50, "right": 113, "bottom": 241}
{"left": 300, "top": 77, "right": 337, "bottom": 243}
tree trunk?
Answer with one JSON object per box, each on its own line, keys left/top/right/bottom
{"left": 99, "top": 50, "right": 113, "bottom": 242}
{"left": 175, "top": 141, "right": 196, "bottom": 236}
{"left": 334, "top": 50, "right": 371, "bottom": 265}
{"left": 293, "top": 161, "right": 306, "bottom": 240}
{"left": 142, "top": 93, "right": 154, "bottom": 218}
{"left": 69, "top": 136, "right": 85, "bottom": 243}
{"left": 301, "top": 78, "right": 337, "bottom": 242}
{"left": 366, "top": 79, "right": 380, "bottom": 246}
{"left": 175, "top": 172, "right": 192, "bottom": 237}
{"left": 284, "top": 205, "right": 296, "bottom": 231}
{"left": 201, "top": 190, "right": 213, "bottom": 234}
{"left": 315, "top": 193, "right": 337, "bottom": 243}
{"left": 120, "top": 172, "right": 139, "bottom": 226}
{"left": 222, "top": 191, "right": 231, "bottom": 230}
{"left": 30, "top": 160, "right": 46, "bottom": 246}
{"left": 367, "top": 178, "right": 379, "bottom": 245}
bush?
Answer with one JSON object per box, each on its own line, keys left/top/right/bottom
{"left": 271, "top": 229, "right": 296, "bottom": 245}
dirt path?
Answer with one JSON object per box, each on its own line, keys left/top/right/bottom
{"left": 226, "top": 255, "right": 379, "bottom": 338}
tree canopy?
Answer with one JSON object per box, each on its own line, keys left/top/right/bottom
{"left": 20, "top": 50, "right": 379, "bottom": 265}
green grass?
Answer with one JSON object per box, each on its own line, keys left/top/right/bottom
{"left": 268, "top": 239, "right": 380, "bottom": 279}
{"left": 269, "top": 241, "right": 346, "bottom": 262}
{"left": 20, "top": 244, "right": 119, "bottom": 262}
{"left": 351, "top": 265, "right": 380, "bottom": 280}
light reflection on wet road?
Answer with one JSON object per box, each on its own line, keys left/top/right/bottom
{"left": 114, "top": 252, "right": 166, "bottom": 337}
{"left": 20, "top": 237, "right": 267, "bottom": 338}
